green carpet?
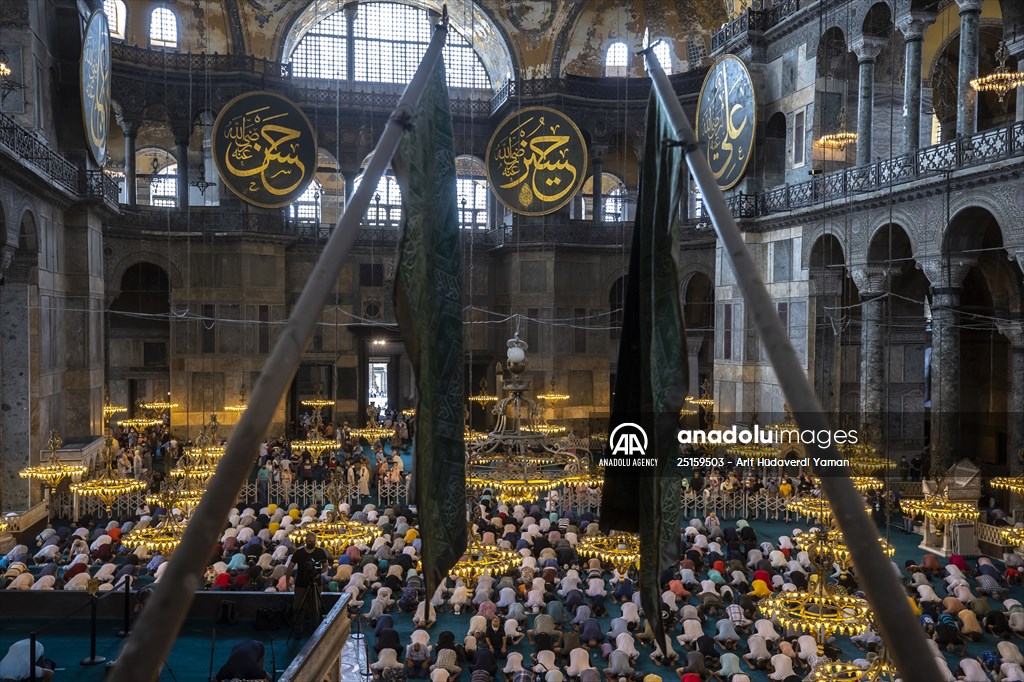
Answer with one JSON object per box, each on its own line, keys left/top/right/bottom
{"left": 361, "top": 519, "right": 1020, "bottom": 680}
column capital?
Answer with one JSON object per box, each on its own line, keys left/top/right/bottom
{"left": 589, "top": 145, "right": 608, "bottom": 163}
{"left": 115, "top": 113, "right": 141, "bottom": 137}
{"left": 809, "top": 267, "right": 844, "bottom": 296}
{"left": 916, "top": 257, "right": 975, "bottom": 289}
{"left": 850, "top": 35, "right": 886, "bottom": 63}
{"left": 998, "top": 322, "right": 1024, "bottom": 348}
{"left": 955, "top": 0, "right": 983, "bottom": 15}
{"left": 895, "top": 11, "right": 936, "bottom": 42}
{"left": 849, "top": 266, "right": 891, "bottom": 297}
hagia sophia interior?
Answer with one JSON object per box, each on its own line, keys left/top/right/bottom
{"left": 1, "top": 0, "right": 1024, "bottom": 680}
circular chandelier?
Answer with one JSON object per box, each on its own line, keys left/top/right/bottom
{"left": 465, "top": 336, "right": 595, "bottom": 506}
{"left": 971, "top": 41, "right": 1024, "bottom": 103}
{"left": 577, "top": 532, "right": 640, "bottom": 571}
{"left": 796, "top": 527, "right": 894, "bottom": 570}
{"left": 991, "top": 475, "right": 1024, "bottom": 496}
{"left": 70, "top": 438, "right": 147, "bottom": 512}
{"left": 760, "top": 574, "right": 872, "bottom": 650}
{"left": 224, "top": 386, "right": 248, "bottom": 412}
{"left": 349, "top": 424, "right": 393, "bottom": 442}
{"left": 805, "top": 655, "right": 897, "bottom": 682}
{"left": 849, "top": 476, "right": 884, "bottom": 492}
{"left": 293, "top": 410, "right": 339, "bottom": 455}
{"left": 401, "top": 408, "right": 416, "bottom": 418}
{"left": 139, "top": 397, "right": 178, "bottom": 412}
{"left": 117, "top": 416, "right": 164, "bottom": 429}
{"left": 536, "top": 379, "right": 570, "bottom": 403}
{"left": 1002, "top": 527, "right": 1024, "bottom": 546}
{"left": 102, "top": 390, "right": 127, "bottom": 419}
{"left": 301, "top": 386, "right": 335, "bottom": 411}
{"left": 122, "top": 517, "right": 186, "bottom": 554}
{"left": 688, "top": 378, "right": 715, "bottom": 410}
{"left": 451, "top": 541, "right": 520, "bottom": 583}
{"left": 147, "top": 476, "right": 205, "bottom": 517}
{"left": 170, "top": 450, "right": 218, "bottom": 482}
{"left": 816, "top": 131, "right": 858, "bottom": 150}
{"left": 19, "top": 431, "right": 88, "bottom": 489}
{"left": 900, "top": 494, "right": 978, "bottom": 523}
{"left": 289, "top": 517, "right": 381, "bottom": 556}
{"left": 468, "top": 378, "right": 498, "bottom": 406}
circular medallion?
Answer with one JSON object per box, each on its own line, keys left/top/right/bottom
{"left": 212, "top": 91, "right": 318, "bottom": 208}
{"left": 81, "top": 10, "right": 111, "bottom": 165}
{"left": 696, "top": 55, "right": 757, "bottom": 191}
{"left": 485, "top": 106, "right": 588, "bottom": 216}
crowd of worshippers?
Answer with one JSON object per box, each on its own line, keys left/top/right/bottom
{"left": 9, "top": 497, "right": 1024, "bottom": 682}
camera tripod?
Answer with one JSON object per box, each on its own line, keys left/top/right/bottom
{"left": 287, "top": 580, "right": 324, "bottom": 644}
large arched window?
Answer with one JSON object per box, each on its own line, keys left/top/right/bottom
{"left": 149, "top": 7, "right": 178, "bottom": 49}
{"left": 104, "top": 0, "right": 126, "bottom": 40}
{"left": 653, "top": 42, "right": 672, "bottom": 75}
{"left": 578, "top": 173, "right": 627, "bottom": 222}
{"left": 355, "top": 173, "right": 403, "bottom": 226}
{"left": 456, "top": 156, "right": 488, "bottom": 229}
{"left": 150, "top": 164, "right": 177, "bottom": 207}
{"left": 289, "top": 3, "right": 490, "bottom": 89}
{"left": 288, "top": 180, "right": 322, "bottom": 223}
{"left": 606, "top": 42, "right": 628, "bottom": 77}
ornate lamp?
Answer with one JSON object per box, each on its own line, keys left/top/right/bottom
{"left": 401, "top": 408, "right": 416, "bottom": 418}
{"left": 900, "top": 495, "right": 978, "bottom": 523}
{"left": 688, "top": 378, "right": 715, "bottom": 410}
{"left": 0, "top": 48, "right": 26, "bottom": 106}
{"left": 451, "top": 541, "right": 520, "bottom": 584}
{"left": 288, "top": 516, "right": 381, "bottom": 556}
{"left": 536, "top": 379, "right": 570, "bottom": 403}
{"left": 468, "top": 378, "right": 498, "bottom": 406}
{"left": 991, "top": 475, "right": 1024, "bottom": 497}
{"left": 293, "top": 409, "right": 338, "bottom": 455}
{"left": 971, "top": 41, "right": 1024, "bottom": 103}
{"left": 102, "top": 390, "right": 127, "bottom": 420}
{"left": 122, "top": 516, "right": 186, "bottom": 555}
{"left": 300, "top": 385, "right": 335, "bottom": 411}
{"left": 1002, "top": 526, "right": 1024, "bottom": 547}
{"left": 224, "top": 386, "right": 248, "bottom": 412}
{"left": 577, "top": 532, "right": 640, "bottom": 571}
{"left": 19, "top": 431, "right": 88, "bottom": 491}
{"left": 349, "top": 424, "right": 393, "bottom": 442}
{"left": 815, "top": 107, "right": 858, "bottom": 151}
{"left": 805, "top": 650, "right": 897, "bottom": 681}
{"left": 70, "top": 438, "right": 147, "bottom": 513}
{"left": 139, "top": 396, "right": 179, "bottom": 412}
{"left": 117, "top": 416, "right": 164, "bottom": 429}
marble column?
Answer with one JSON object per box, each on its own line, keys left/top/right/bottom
{"left": 123, "top": 122, "right": 138, "bottom": 206}
{"left": 897, "top": 13, "right": 936, "bottom": 153}
{"left": 852, "top": 37, "right": 886, "bottom": 167}
{"left": 921, "top": 257, "right": 973, "bottom": 470}
{"left": 174, "top": 134, "right": 189, "bottom": 209}
{"left": 1006, "top": 35, "right": 1024, "bottom": 123}
{"left": 810, "top": 269, "right": 843, "bottom": 417}
{"left": 956, "top": 0, "right": 983, "bottom": 136}
{"left": 345, "top": 3, "right": 357, "bottom": 82}
{"left": 341, "top": 170, "right": 357, "bottom": 205}
{"left": 685, "top": 331, "right": 705, "bottom": 399}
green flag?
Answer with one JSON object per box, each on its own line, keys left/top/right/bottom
{"left": 600, "top": 90, "right": 688, "bottom": 660}
{"left": 392, "top": 62, "right": 466, "bottom": 606}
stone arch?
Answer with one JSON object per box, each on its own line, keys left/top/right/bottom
{"left": 942, "top": 203, "right": 1009, "bottom": 258}
{"left": 866, "top": 221, "right": 915, "bottom": 269}
{"left": 801, "top": 226, "right": 848, "bottom": 270}
{"left": 857, "top": 0, "right": 894, "bottom": 39}
{"left": 107, "top": 249, "right": 185, "bottom": 299}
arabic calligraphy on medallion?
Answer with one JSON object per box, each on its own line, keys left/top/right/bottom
{"left": 485, "top": 106, "right": 588, "bottom": 216}
{"left": 212, "top": 91, "right": 318, "bottom": 208}
{"left": 696, "top": 55, "right": 757, "bottom": 191}
{"left": 81, "top": 10, "right": 111, "bottom": 165}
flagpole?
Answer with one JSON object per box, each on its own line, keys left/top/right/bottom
{"left": 642, "top": 47, "right": 943, "bottom": 680}
{"left": 107, "top": 18, "right": 451, "bottom": 682}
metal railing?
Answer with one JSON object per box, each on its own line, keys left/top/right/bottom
{"left": 0, "top": 111, "right": 79, "bottom": 194}
{"left": 744, "top": 120, "right": 1024, "bottom": 217}
{"left": 82, "top": 169, "right": 121, "bottom": 210}
{"left": 490, "top": 70, "right": 709, "bottom": 113}
{"left": 111, "top": 41, "right": 291, "bottom": 78}
{"left": 711, "top": 0, "right": 803, "bottom": 52}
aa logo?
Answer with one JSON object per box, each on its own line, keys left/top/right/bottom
{"left": 609, "top": 423, "right": 648, "bottom": 456}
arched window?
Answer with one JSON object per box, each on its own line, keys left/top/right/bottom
{"left": 653, "top": 42, "right": 672, "bottom": 74}
{"left": 288, "top": 180, "right": 322, "bottom": 223}
{"left": 455, "top": 156, "right": 488, "bottom": 229}
{"left": 687, "top": 36, "right": 707, "bottom": 66}
{"left": 578, "top": 173, "right": 627, "bottom": 222}
{"left": 355, "top": 173, "right": 403, "bottom": 226}
{"left": 290, "top": 3, "right": 490, "bottom": 88}
{"left": 150, "top": 164, "right": 177, "bottom": 207}
{"left": 149, "top": 7, "right": 178, "bottom": 49}
{"left": 104, "top": 0, "right": 126, "bottom": 40}
{"left": 606, "top": 42, "right": 628, "bottom": 77}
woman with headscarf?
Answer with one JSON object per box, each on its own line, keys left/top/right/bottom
{"left": 0, "top": 639, "right": 53, "bottom": 681}
{"left": 215, "top": 640, "right": 270, "bottom": 681}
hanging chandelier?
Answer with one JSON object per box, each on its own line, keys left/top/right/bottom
{"left": 70, "top": 438, "right": 147, "bottom": 513}
{"left": 816, "top": 131, "right": 858, "bottom": 150}
{"left": 224, "top": 386, "right": 248, "bottom": 412}
{"left": 991, "top": 474, "right": 1024, "bottom": 496}
{"left": 687, "top": 378, "right": 715, "bottom": 410}
{"left": 971, "top": 41, "right": 1024, "bottom": 103}
{"left": 300, "top": 385, "right": 335, "bottom": 411}
{"left": 1002, "top": 526, "right": 1024, "bottom": 546}
{"left": 147, "top": 476, "right": 205, "bottom": 517}
{"left": 117, "top": 415, "right": 164, "bottom": 429}
{"left": 805, "top": 648, "right": 897, "bottom": 681}
{"left": 401, "top": 408, "right": 416, "bottom": 418}
{"left": 289, "top": 470, "right": 381, "bottom": 554}
{"left": 349, "top": 423, "right": 393, "bottom": 442}
{"left": 19, "top": 431, "right": 88, "bottom": 490}
{"left": 465, "top": 336, "right": 595, "bottom": 506}
{"left": 468, "top": 378, "right": 498, "bottom": 406}
{"left": 0, "top": 48, "right": 25, "bottom": 106}
{"left": 122, "top": 516, "right": 187, "bottom": 554}
{"left": 536, "top": 379, "right": 570, "bottom": 403}
{"left": 900, "top": 494, "right": 978, "bottom": 523}
{"left": 577, "top": 532, "right": 640, "bottom": 571}
{"left": 796, "top": 527, "right": 894, "bottom": 571}
{"left": 293, "top": 409, "right": 339, "bottom": 455}
{"left": 788, "top": 496, "right": 872, "bottom": 524}
{"left": 139, "top": 396, "right": 179, "bottom": 412}
{"left": 451, "top": 541, "right": 520, "bottom": 583}
{"left": 102, "top": 390, "right": 127, "bottom": 420}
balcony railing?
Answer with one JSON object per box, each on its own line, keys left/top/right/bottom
{"left": 111, "top": 41, "right": 291, "bottom": 78}
{"left": 491, "top": 71, "right": 709, "bottom": 113}
{"left": 0, "top": 111, "right": 79, "bottom": 194}
{"left": 749, "top": 120, "right": 1024, "bottom": 216}
{"left": 82, "top": 170, "right": 121, "bottom": 210}
{"left": 711, "top": 0, "right": 802, "bottom": 52}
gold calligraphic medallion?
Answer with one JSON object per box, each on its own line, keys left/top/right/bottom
{"left": 212, "top": 91, "right": 317, "bottom": 208}
{"left": 485, "top": 106, "right": 587, "bottom": 216}
{"left": 696, "top": 55, "right": 757, "bottom": 191}
{"left": 80, "top": 10, "right": 111, "bottom": 165}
